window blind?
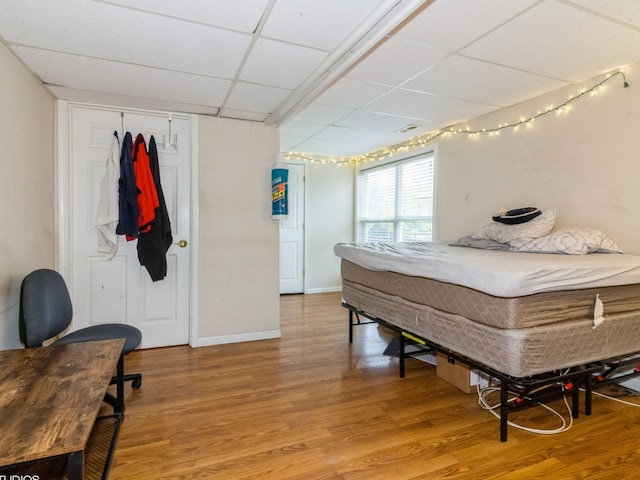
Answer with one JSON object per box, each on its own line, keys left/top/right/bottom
{"left": 357, "top": 153, "right": 434, "bottom": 242}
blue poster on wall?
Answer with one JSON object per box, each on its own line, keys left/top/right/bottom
{"left": 271, "top": 164, "right": 288, "bottom": 219}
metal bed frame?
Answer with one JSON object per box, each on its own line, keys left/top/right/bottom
{"left": 343, "top": 302, "right": 638, "bottom": 442}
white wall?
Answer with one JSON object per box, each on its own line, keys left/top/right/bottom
{"left": 197, "top": 116, "right": 281, "bottom": 344}
{"left": 0, "top": 42, "right": 55, "bottom": 350}
{"left": 306, "top": 162, "right": 354, "bottom": 293}
{"left": 434, "top": 66, "right": 640, "bottom": 252}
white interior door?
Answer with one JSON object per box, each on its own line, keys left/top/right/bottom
{"left": 66, "top": 104, "right": 191, "bottom": 348}
{"left": 279, "top": 163, "right": 305, "bottom": 294}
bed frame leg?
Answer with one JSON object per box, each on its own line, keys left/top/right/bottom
{"left": 571, "top": 384, "right": 579, "bottom": 419}
{"left": 585, "top": 374, "right": 592, "bottom": 416}
{"left": 500, "top": 382, "right": 508, "bottom": 442}
{"left": 399, "top": 334, "right": 406, "bottom": 378}
{"left": 349, "top": 310, "right": 353, "bottom": 344}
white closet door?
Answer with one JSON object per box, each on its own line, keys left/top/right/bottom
{"left": 279, "top": 163, "right": 305, "bottom": 294}
{"left": 66, "top": 104, "right": 191, "bottom": 348}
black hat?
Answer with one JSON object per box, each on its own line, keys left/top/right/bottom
{"left": 492, "top": 207, "right": 541, "bottom": 225}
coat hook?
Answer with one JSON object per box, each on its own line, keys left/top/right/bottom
{"left": 161, "top": 114, "right": 178, "bottom": 150}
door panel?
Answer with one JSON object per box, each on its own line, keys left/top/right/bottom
{"left": 279, "top": 163, "right": 305, "bottom": 294}
{"left": 68, "top": 105, "right": 190, "bottom": 347}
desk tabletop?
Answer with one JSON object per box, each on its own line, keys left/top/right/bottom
{"left": 0, "top": 339, "right": 125, "bottom": 467}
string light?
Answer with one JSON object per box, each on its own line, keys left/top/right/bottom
{"left": 284, "top": 70, "right": 629, "bottom": 167}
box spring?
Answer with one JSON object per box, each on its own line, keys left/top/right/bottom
{"left": 342, "top": 280, "right": 640, "bottom": 378}
{"left": 342, "top": 260, "right": 640, "bottom": 330}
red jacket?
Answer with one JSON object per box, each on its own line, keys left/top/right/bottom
{"left": 131, "top": 134, "right": 159, "bottom": 234}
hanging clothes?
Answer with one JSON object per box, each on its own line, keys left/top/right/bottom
{"left": 96, "top": 131, "right": 120, "bottom": 259}
{"left": 131, "top": 133, "right": 159, "bottom": 234}
{"left": 138, "top": 136, "right": 173, "bottom": 281}
{"left": 116, "top": 132, "right": 138, "bottom": 238}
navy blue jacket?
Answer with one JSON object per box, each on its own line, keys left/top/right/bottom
{"left": 116, "top": 132, "right": 138, "bottom": 238}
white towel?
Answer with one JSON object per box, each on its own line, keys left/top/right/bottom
{"left": 96, "top": 133, "right": 121, "bottom": 260}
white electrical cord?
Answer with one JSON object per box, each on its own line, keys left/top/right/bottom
{"left": 477, "top": 382, "right": 574, "bottom": 435}
{"left": 587, "top": 388, "right": 640, "bottom": 408}
{"left": 478, "top": 376, "right": 640, "bottom": 436}
{"left": 474, "top": 358, "right": 640, "bottom": 438}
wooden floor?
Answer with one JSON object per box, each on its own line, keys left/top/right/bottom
{"left": 109, "top": 292, "right": 640, "bottom": 479}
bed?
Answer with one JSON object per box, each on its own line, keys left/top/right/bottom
{"left": 334, "top": 240, "right": 640, "bottom": 440}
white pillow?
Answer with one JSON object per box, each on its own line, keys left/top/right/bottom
{"left": 471, "top": 209, "right": 557, "bottom": 244}
{"left": 509, "top": 228, "right": 624, "bottom": 254}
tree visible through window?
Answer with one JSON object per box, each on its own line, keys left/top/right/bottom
{"left": 357, "top": 153, "right": 434, "bottom": 242}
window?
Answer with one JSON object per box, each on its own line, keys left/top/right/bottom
{"left": 357, "top": 153, "right": 434, "bottom": 242}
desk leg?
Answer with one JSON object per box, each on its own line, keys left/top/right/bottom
{"left": 68, "top": 451, "right": 84, "bottom": 480}
{"left": 103, "top": 351, "right": 125, "bottom": 414}
{"left": 116, "top": 350, "right": 125, "bottom": 414}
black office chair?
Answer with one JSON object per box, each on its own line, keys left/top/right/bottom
{"left": 19, "top": 269, "right": 143, "bottom": 406}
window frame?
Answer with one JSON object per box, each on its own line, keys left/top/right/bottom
{"left": 355, "top": 148, "right": 436, "bottom": 243}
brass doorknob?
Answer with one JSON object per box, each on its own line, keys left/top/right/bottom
{"left": 175, "top": 239, "right": 188, "bottom": 248}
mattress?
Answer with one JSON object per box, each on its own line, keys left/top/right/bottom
{"left": 343, "top": 280, "right": 640, "bottom": 377}
{"left": 342, "top": 260, "right": 640, "bottom": 329}
{"left": 334, "top": 242, "right": 640, "bottom": 297}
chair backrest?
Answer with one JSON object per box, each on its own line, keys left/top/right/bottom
{"left": 19, "top": 269, "right": 73, "bottom": 347}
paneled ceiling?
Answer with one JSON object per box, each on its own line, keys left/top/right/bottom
{"left": 1, "top": 0, "right": 640, "bottom": 158}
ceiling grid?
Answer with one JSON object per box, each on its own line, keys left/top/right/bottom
{"left": 1, "top": 0, "right": 639, "bottom": 158}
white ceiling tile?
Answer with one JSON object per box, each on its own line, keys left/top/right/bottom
{"left": 314, "top": 125, "right": 398, "bottom": 144}
{"left": 294, "top": 137, "right": 373, "bottom": 156}
{"left": 219, "top": 109, "right": 268, "bottom": 122}
{"left": 224, "top": 82, "right": 292, "bottom": 114}
{"left": 279, "top": 121, "right": 327, "bottom": 138}
{"left": 367, "top": 89, "right": 496, "bottom": 124}
{"left": 280, "top": 135, "right": 308, "bottom": 151}
{"left": 566, "top": 0, "right": 640, "bottom": 27}
{"left": 47, "top": 85, "right": 221, "bottom": 116}
{"left": 394, "top": 0, "right": 539, "bottom": 51}
{"left": 315, "top": 77, "right": 391, "bottom": 108}
{"left": 12, "top": 46, "right": 232, "bottom": 107}
{"left": 335, "top": 110, "right": 440, "bottom": 134}
{"left": 403, "top": 55, "right": 569, "bottom": 106}
{"left": 239, "top": 38, "right": 328, "bottom": 89}
{"left": 0, "top": 0, "right": 252, "bottom": 79}
{"left": 462, "top": 0, "right": 640, "bottom": 81}
{"left": 262, "top": 0, "right": 397, "bottom": 50}
{"left": 313, "top": 126, "right": 417, "bottom": 153}
{"left": 104, "top": 0, "right": 271, "bottom": 32}
{"left": 347, "top": 36, "right": 448, "bottom": 86}
{"left": 292, "top": 103, "right": 354, "bottom": 124}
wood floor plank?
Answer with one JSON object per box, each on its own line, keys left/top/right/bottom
{"left": 108, "top": 292, "right": 640, "bottom": 479}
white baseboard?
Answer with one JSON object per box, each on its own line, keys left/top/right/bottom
{"left": 305, "top": 286, "right": 342, "bottom": 294}
{"left": 194, "top": 329, "right": 281, "bottom": 347}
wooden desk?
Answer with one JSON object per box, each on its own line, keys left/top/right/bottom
{"left": 0, "top": 339, "right": 125, "bottom": 479}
